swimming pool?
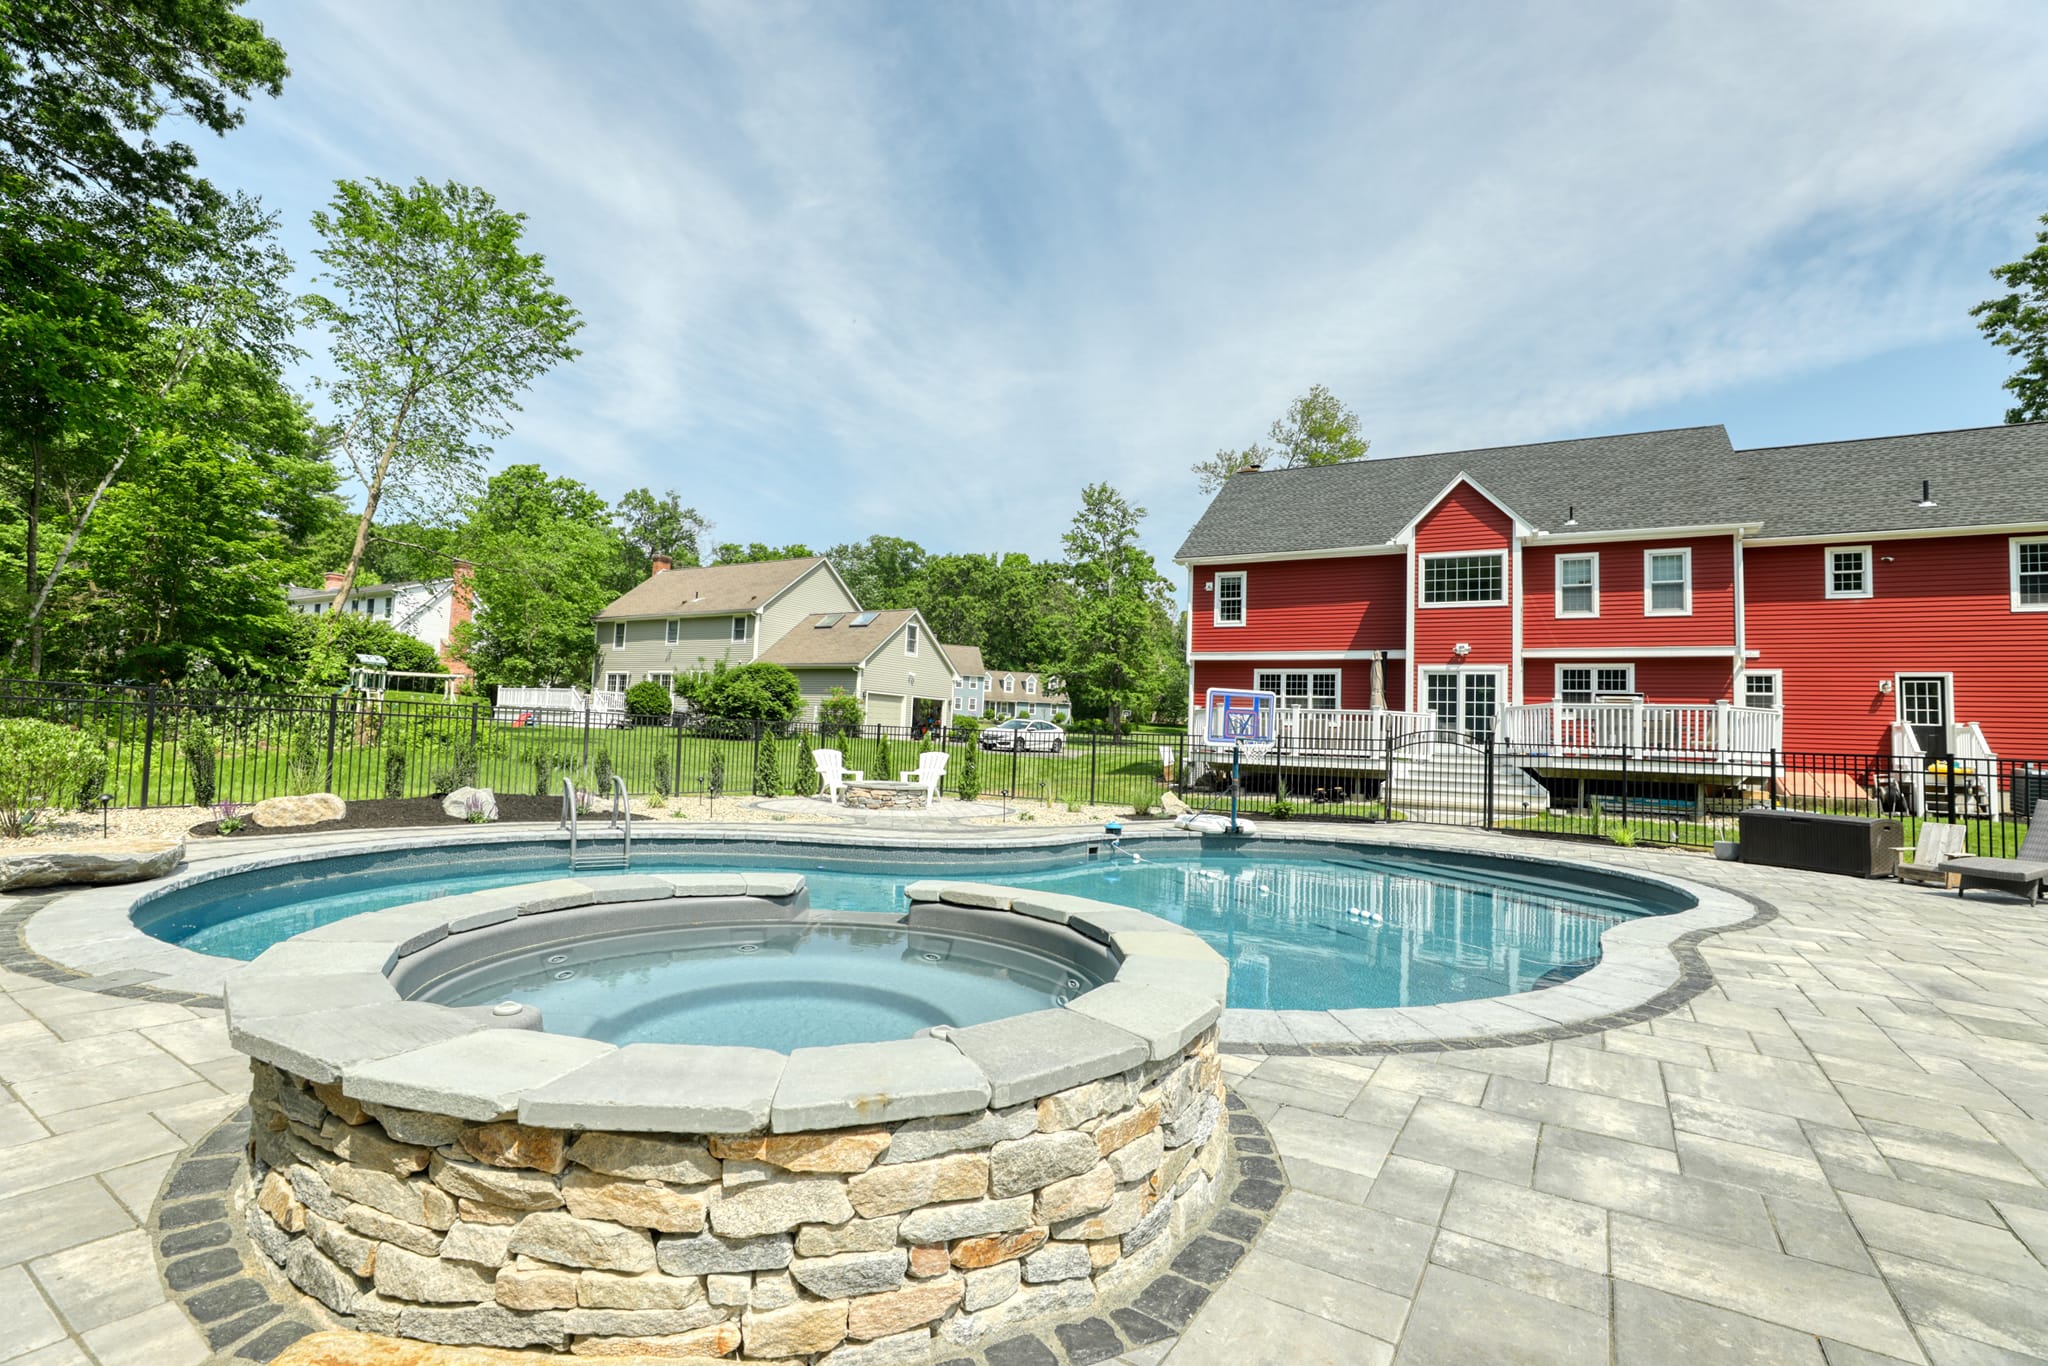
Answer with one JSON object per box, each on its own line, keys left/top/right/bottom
{"left": 134, "top": 840, "right": 1690, "bottom": 1012}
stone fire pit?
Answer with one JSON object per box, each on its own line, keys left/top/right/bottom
{"left": 223, "top": 875, "right": 1232, "bottom": 1360}
{"left": 839, "top": 780, "right": 932, "bottom": 811}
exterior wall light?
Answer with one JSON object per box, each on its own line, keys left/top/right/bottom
{"left": 1878, "top": 679, "right": 1894, "bottom": 694}
{"left": 1453, "top": 643, "right": 1472, "bottom": 657}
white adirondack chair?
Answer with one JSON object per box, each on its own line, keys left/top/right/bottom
{"left": 814, "top": 749, "right": 864, "bottom": 804}
{"left": 899, "top": 751, "right": 949, "bottom": 808}
{"left": 1893, "top": 822, "right": 1967, "bottom": 885}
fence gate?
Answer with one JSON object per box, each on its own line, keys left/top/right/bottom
{"left": 1383, "top": 727, "right": 1500, "bottom": 829}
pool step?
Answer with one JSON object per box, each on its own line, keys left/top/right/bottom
{"left": 570, "top": 834, "right": 631, "bottom": 872}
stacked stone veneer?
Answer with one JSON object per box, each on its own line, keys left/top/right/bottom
{"left": 244, "top": 1030, "right": 1226, "bottom": 1361}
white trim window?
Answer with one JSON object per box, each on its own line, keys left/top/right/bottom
{"left": 603, "top": 671, "right": 629, "bottom": 694}
{"left": 1824, "top": 545, "right": 1872, "bottom": 600}
{"left": 1213, "top": 571, "right": 1247, "bottom": 627}
{"left": 1255, "top": 669, "right": 1341, "bottom": 710}
{"left": 1556, "top": 664, "right": 1634, "bottom": 704}
{"left": 646, "top": 671, "right": 674, "bottom": 691}
{"left": 906, "top": 623, "right": 919, "bottom": 656}
{"left": 1025, "top": 675, "right": 1036, "bottom": 694}
{"left": 1556, "top": 553, "right": 1599, "bottom": 618}
{"left": 1644, "top": 548, "right": 1692, "bottom": 616}
{"left": 610, "top": 622, "right": 626, "bottom": 649}
{"left": 1420, "top": 551, "right": 1506, "bottom": 607}
{"left": 731, "top": 616, "right": 750, "bottom": 643}
{"left": 2013, "top": 536, "right": 2048, "bottom": 612}
{"left": 1742, "top": 670, "right": 1782, "bottom": 711}
{"left": 665, "top": 619, "right": 680, "bottom": 645}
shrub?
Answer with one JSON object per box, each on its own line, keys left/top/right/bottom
{"left": 72, "top": 722, "right": 111, "bottom": 809}
{"left": 1611, "top": 824, "right": 1638, "bottom": 848}
{"left": 216, "top": 800, "right": 246, "bottom": 835}
{"left": 531, "top": 752, "right": 553, "bottom": 797}
{"left": 383, "top": 751, "right": 407, "bottom": 800}
{"left": 708, "top": 751, "right": 726, "bottom": 801}
{"left": 464, "top": 792, "right": 496, "bottom": 824}
{"left": 690, "top": 662, "right": 803, "bottom": 725}
{"left": 1270, "top": 776, "right": 1295, "bottom": 820}
{"left": 652, "top": 752, "right": 674, "bottom": 799}
{"left": 593, "top": 747, "right": 614, "bottom": 794}
{"left": 0, "top": 720, "right": 106, "bottom": 837}
{"left": 792, "top": 734, "right": 821, "bottom": 798}
{"left": 755, "top": 738, "right": 783, "bottom": 797}
{"left": 625, "top": 680, "right": 673, "bottom": 719}
{"left": 817, "top": 688, "right": 864, "bottom": 740}
{"left": 285, "top": 724, "right": 322, "bottom": 795}
{"left": 955, "top": 744, "right": 981, "bottom": 802}
{"left": 433, "top": 733, "right": 482, "bottom": 794}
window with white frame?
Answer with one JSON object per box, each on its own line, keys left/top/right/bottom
{"left": 906, "top": 623, "right": 918, "bottom": 656}
{"left": 603, "top": 671, "right": 629, "bottom": 693}
{"left": 1420, "top": 553, "right": 1505, "bottom": 606}
{"left": 1556, "top": 554, "right": 1599, "bottom": 618}
{"left": 1213, "top": 571, "right": 1247, "bottom": 627}
{"left": 731, "top": 616, "right": 749, "bottom": 643}
{"left": 1556, "top": 665, "right": 1634, "bottom": 704}
{"left": 1645, "top": 548, "right": 1692, "bottom": 615}
{"left": 1025, "top": 676, "right": 1036, "bottom": 694}
{"left": 2013, "top": 537, "right": 2048, "bottom": 611}
{"left": 647, "top": 672, "right": 674, "bottom": 691}
{"left": 1825, "top": 545, "right": 1872, "bottom": 599}
{"left": 665, "top": 619, "right": 680, "bottom": 645}
{"left": 611, "top": 622, "right": 626, "bottom": 649}
{"left": 1743, "top": 671, "right": 1781, "bottom": 710}
{"left": 1255, "top": 669, "right": 1340, "bottom": 710}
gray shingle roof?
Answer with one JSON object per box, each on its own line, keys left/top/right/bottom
{"left": 1173, "top": 422, "right": 2048, "bottom": 560}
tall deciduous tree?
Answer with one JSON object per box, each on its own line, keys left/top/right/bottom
{"left": 828, "top": 535, "right": 927, "bottom": 610}
{"left": 615, "top": 487, "right": 708, "bottom": 569}
{"left": 300, "top": 177, "right": 581, "bottom": 677}
{"left": 1192, "top": 383, "right": 1370, "bottom": 494}
{"left": 1060, "top": 483, "right": 1173, "bottom": 737}
{"left": 1975, "top": 211, "right": 2048, "bottom": 425}
{"left": 713, "top": 541, "right": 812, "bottom": 564}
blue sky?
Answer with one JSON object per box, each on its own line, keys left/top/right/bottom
{"left": 195, "top": 1, "right": 2048, "bottom": 568}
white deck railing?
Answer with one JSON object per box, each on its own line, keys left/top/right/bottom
{"left": 1498, "top": 701, "right": 1781, "bottom": 761}
{"left": 1888, "top": 719, "right": 2001, "bottom": 818}
{"left": 495, "top": 686, "right": 630, "bottom": 724}
{"left": 1188, "top": 706, "right": 1435, "bottom": 756}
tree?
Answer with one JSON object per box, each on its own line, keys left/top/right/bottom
{"left": 1059, "top": 484, "right": 1173, "bottom": 737}
{"left": 829, "top": 535, "right": 926, "bottom": 610}
{"left": 1975, "top": 211, "right": 2048, "bottom": 424}
{"left": 713, "top": 541, "right": 812, "bottom": 565}
{"left": 615, "top": 487, "right": 708, "bottom": 570}
{"left": 300, "top": 177, "right": 582, "bottom": 676}
{"left": 1192, "top": 383, "right": 1370, "bottom": 494}
{"left": 683, "top": 661, "right": 803, "bottom": 724}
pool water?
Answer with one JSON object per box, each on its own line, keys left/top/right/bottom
{"left": 422, "top": 921, "right": 1099, "bottom": 1050}
{"left": 138, "top": 842, "right": 1689, "bottom": 1011}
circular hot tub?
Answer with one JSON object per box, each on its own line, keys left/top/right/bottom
{"left": 225, "top": 873, "right": 1235, "bottom": 1358}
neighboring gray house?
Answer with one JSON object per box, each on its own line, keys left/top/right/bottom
{"left": 589, "top": 555, "right": 957, "bottom": 726}
{"left": 758, "top": 610, "right": 957, "bottom": 729}
{"left": 984, "top": 670, "right": 1070, "bottom": 721}
{"left": 286, "top": 563, "right": 478, "bottom": 677}
{"left": 947, "top": 644, "right": 987, "bottom": 717}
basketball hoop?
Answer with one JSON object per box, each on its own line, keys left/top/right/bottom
{"left": 1200, "top": 688, "right": 1279, "bottom": 835}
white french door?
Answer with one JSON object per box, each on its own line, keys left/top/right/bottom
{"left": 1421, "top": 667, "right": 1504, "bottom": 741}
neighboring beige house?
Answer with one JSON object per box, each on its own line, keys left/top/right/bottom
{"left": 983, "top": 669, "right": 1070, "bottom": 721}
{"left": 589, "top": 556, "right": 956, "bottom": 726}
{"left": 947, "top": 644, "right": 987, "bottom": 717}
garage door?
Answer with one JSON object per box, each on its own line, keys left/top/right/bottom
{"left": 865, "top": 693, "right": 905, "bottom": 726}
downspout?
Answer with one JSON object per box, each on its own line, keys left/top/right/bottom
{"left": 1404, "top": 541, "right": 1417, "bottom": 713}
{"left": 1731, "top": 530, "right": 1747, "bottom": 694}
{"left": 1510, "top": 538, "right": 1525, "bottom": 704}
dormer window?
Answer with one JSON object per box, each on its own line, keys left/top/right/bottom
{"left": 1026, "top": 676, "right": 1036, "bottom": 694}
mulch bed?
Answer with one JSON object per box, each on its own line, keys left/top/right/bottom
{"left": 189, "top": 794, "right": 563, "bottom": 839}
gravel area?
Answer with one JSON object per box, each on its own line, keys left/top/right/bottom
{"left": 7, "top": 804, "right": 212, "bottom": 846}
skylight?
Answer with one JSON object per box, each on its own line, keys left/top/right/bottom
{"left": 850, "top": 611, "right": 879, "bottom": 627}
{"left": 815, "top": 613, "right": 844, "bottom": 627}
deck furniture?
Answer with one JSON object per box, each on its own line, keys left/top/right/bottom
{"left": 1947, "top": 801, "right": 2048, "bottom": 906}
{"left": 1738, "top": 809, "right": 1905, "bottom": 878}
{"left": 814, "top": 749, "right": 864, "bottom": 805}
{"left": 898, "top": 752, "right": 948, "bottom": 808}
{"left": 1893, "top": 823, "right": 1968, "bottom": 886}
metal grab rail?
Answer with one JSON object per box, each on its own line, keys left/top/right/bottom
{"left": 612, "top": 774, "right": 632, "bottom": 868}
{"left": 561, "top": 774, "right": 632, "bottom": 870}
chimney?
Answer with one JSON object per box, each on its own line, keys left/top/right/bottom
{"left": 650, "top": 553, "right": 673, "bottom": 578}
{"left": 323, "top": 571, "right": 347, "bottom": 590}
{"left": 443, "top": 562, "right": 477, "bottom": 677}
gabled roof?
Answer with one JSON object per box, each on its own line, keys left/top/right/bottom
{"left": 944, "top": 644, "right": 986, "bottom": 678}
{"left": 1174, "top": 422, "right": 2048, "bottom": 561}
{"left": 595, "top": 558, "right": 826, "bottom": 621}
{"left": 986, "top": 670, "right": 1070, "bottom": 706}
{"left": 758, "top": 610, "right": 955, "bottom": 675}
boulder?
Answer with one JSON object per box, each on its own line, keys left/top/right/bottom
{"left": 0, "top": 837, "right": 184, "bottom": 891}
{"left": 254, "top": 793, "right": 346, "bottom": 828}
{"left": 442, "top": 787, "right": 498, "bottom": 821}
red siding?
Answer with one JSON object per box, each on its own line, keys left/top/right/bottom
{"left": 1521, "top": 657, "right": 1735, "bottom": 705}
{"left": 1412, "top": 483, "right": 1514, "bottom": 676}
{"left": 1188, "top": 555, "right": 1405, "bottom": 654}
{"left": 1523, "top": 536, "right": 1737, "bottom": 648}
{"left": 1193, "top": 660, "right": 1406, "bottom": 712}
{"left": 1746, "top": 535, "right": 2048, "bottom": 755}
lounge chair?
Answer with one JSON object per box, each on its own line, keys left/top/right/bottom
{"left": 1893, "top": 822, "right": 1967, "bottom": 886}
{"left": 1946, "top": 801, "right": 2048, "bottom": 905}
{"left": 899, "top": 752, "right": 948, "bottom": 808}
{"left": 814, "top": 749, "right": 863, "bottom": 805}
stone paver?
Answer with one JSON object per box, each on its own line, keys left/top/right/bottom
{"left": 11, "top": 827, "right": 2048, "bottom": 1362}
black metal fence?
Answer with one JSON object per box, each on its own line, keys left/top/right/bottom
{"left": 3, "top": 679, "right": 2037, "bottom": 857}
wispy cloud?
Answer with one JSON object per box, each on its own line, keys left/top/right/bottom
{"left": 208, "top": 0, "right": 2048, "bottom": 563}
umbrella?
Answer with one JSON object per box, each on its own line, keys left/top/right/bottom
{"left": 1369, "top": 651, "right": 1387, "bottom": 711}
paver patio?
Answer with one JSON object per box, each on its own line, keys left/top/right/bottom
{"left": 4, "top": 825, "right": 2048, "bottom": 1363}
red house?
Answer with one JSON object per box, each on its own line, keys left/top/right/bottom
{"left": 1176, "top": 423, "right": 2048, "bottom": 774}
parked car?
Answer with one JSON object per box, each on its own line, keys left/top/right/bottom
{"left": 980, "top": 718, "right": 1065, "bottom": 753}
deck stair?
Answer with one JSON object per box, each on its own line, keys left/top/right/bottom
{"left": 1384, "top": 744, "right": 1550, "bottom": 821}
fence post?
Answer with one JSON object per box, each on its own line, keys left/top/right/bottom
{"left": 1088, "top": 734, "right": 1099, "bottom": 807}
{"left": 324, "top": 694, "right": 340, "bottom": 793}
{"left": 1483, "top": 733, "right": 1496, "bottom": 831}
{"left": 752, "top": 719, "right": 765, "bottom": 796}
{"left": 1770, "top": 750, "right": 1780, "bottom": 809}
{"left": 672, "top": 715, "right": 684, "bottom": 797}
{"left": 582, "top": 699, "right": 593, "bottom": 766}
{"left": 1620, "top": 748, "right": 1631, "bottom": 827}
{"left": 137, "top": 683, "right": 159, "bottom": 809}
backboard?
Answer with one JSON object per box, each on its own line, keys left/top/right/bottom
{"left": 1201, "top": 688, "right": 1279, "bottom": 751}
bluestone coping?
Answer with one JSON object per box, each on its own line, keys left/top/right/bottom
{"left": 770, "top": 1038, "right": 993, "bottom": 1131}
{"left": 228, "top": 1001, "right": 486, "bottom": 1085}
{"left": 520, "top": 1042, "right": 786, "bottom": 1133}
{"left": 945, "top": 1008, "right": 1152, "bottom": 1107}
{"left": 1063, "top": 982, "right": 1223, "bottom": 1061}
{"left": 344, "top": 1030, "right": 617, "bottom": 1121}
